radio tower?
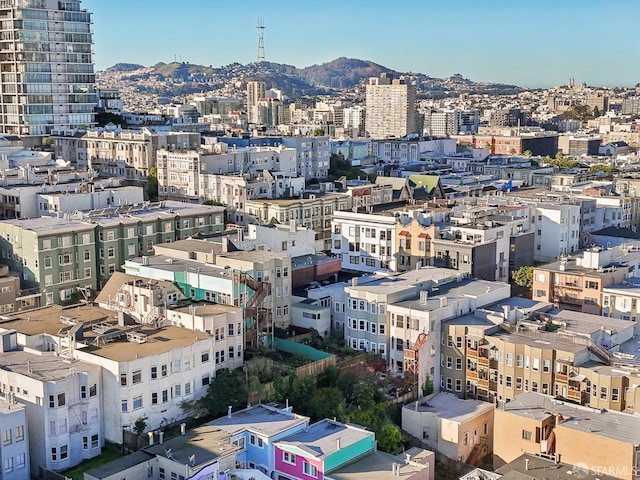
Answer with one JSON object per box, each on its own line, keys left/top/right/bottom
{"left": 257, "top": 17, "right": 265, "bottom": 63}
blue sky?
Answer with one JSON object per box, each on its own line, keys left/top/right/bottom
{"left": 85, "top": 0, "right": 639, "bottom": 88}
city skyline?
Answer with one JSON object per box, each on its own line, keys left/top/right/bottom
{"left": 86, "top": 0, "right": 639, "bottom": 89}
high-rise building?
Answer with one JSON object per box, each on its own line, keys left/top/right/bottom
{"left": 0, "top": 0, "right": 97, "bottom": 136}
{"left": 246, "top": 80, "right": 266, "bottom": 124}
{"left": 365, "top": 73, "right": 416, "bottom": 139}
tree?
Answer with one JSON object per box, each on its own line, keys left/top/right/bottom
{"left": 377, "top": 423, "right": 404, "bottom": 453}
{"left": 147, "top": 166, "right": 158, "bottom": 202}
{"left": 184, "top": 369, "right": 248, "bottom": 418}
{"left": 590, "top": 164, "right": 614, "bottom": 175}
{"left": 349, "top": 402, "right": 387, "bottom": 433}
{"left": 512, "top": 265, "right": 533, "bottom": 288}
{"left": 422, "top": 375, "right": 434, "bottom": 396}
{"left": 522, "top": 150, "right": 532, "bottom": 157}
{"left": 133, "top": 417, "right": 147, "bottom": 436}
{"left": 308, "top": 387, "right": 346, "bottom": 422}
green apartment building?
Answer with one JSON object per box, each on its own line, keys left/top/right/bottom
{"left": 0, "top": 202, "right": 225, "bottom": 306}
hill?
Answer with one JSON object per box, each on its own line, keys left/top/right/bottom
{"left": 299, "top": 57, "right": 395, "bottom": 88}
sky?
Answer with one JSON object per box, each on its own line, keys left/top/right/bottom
{"left": 84, "top": 0, "right": 639, "bottom": 89}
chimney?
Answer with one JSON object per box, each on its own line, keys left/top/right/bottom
{"left": 221, "top": 237, "right": 229, "bottom": 253}
{"left": 525, "top": 458, "right": 530, "bottom": 471}
{"left": 148, "top": 431, "right": 154, "bottom": 446}
{"left": 336, "top": 438, "right": 341, "bottom": 450}
{"left": 419, "top": 290, "right": 428, "bottom": 304}
{"left": 439, "top": 297, "right": 447, "bottom": 308}
{"left": 290, "top": 219, "right": 297, "bottom": 233}
{"left": 228, "top": 405, "right": 233, "bottom": 418}
{"left": 180, "top": 423, "right": 186, "bottom": 436}
{"left": 159, "top": 431, "right": 164, "bottom": 444}
{"left": 351, "top": 277, "right": 358, "bottom": 286}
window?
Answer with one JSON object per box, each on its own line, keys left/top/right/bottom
{"left": 303, "top": 462, "right": 318, "bottom": 477}
{"left": 185, "top": 382, "right": 191, "bottom": 395}
{"left": 16, "top": 453, "right": 25, "bottom": 469}
{"left": 133, "top": 396, "right": 143, "bottom": 410}
{"left": 283, "top": 451, "right": 296, "bottom": 465}
{"left": 612, "top": 388, "right": 620, "bottom": 401}
{"left": 522, "top": 430, "right": 532, "bottom": 441}
{"left": 456, "top": 358, "right": 462, "bottom": 370}
{"left": 15, "top": 425, "right": 24, "bottom": 442}
{"left": 201, "top": 351, "right": 210, "bottom": 362}
{"left": 543, "top": 359, "right": 550, "bottom": 373}
{"left": 4, "top": 456, "right": 13, "bottom": 472}
{"left": 202, "top": 375, "right": 210, "bottom": 386}
{"left": 2, "top": 429, "right": 11, "bottom": 445}
{"left": 161, "top": 364, "right": 168, "bottom": 377}
{"left": 152, "top": 392, "right": 158, "bottom": 405}
{"left": 60, "top": 445, "right": 68, "bottom": 459}
{"left": 151, "top": 366, "right": 158, "bottom": 379}
{"left": 58, "top": 393, "right": 66, "bottom": 406}
{"left": 121, "top": 400, "right": 128, "bottom": 412}
{"left": 132, "top": 370, "right": 142, "bottom": 384}
{"left": 120, "top": 373, "right": 127, "bottom": 386}
{"left": 162, "top": 390, "right": 168, "bottom": 403}
{"left": 600, "top": 386, "right": 608, "bottom": 400}
{"left": 51, "top": 447, "right": 58, "bottom": 461}
{"left": 160, "top": 468, "right": 166, "bottom": 480}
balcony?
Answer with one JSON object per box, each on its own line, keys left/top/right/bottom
{"left": 478, "top": 357, "right": 489, "bottom": 367}
{"left": 467, "top": 369, "right": 478, "bottom": 380}
{"left": 567, "top": 388, "right": 583, "bottom": 403}
{"left": 556, "top": 372, "right": 568, "bottom": 383}
{"left": 467, "top": 348, "right": 478, "bottom": 358}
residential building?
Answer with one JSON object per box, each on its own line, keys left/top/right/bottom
{"left": 493, "top": 392, "right": 640, "bottom": 480}
{"left": 274, "top": 419, "right": 375, "bottom": 480}
{"left": 0, "top": 0, "right": 96, "bottom": 135}
{"left": 326, "top": 448, "right": 435, "bottom": 480}
{"left": 532, "top": 247, "right": 629, "bottom": 314}
{"left": 370, "top": 138, "right": 457, "bottom": 163}
{"left": 531, "top": 203, "right": 581, "bottom": 262}
{"left": 0, "top": 264, "right": 23, "bottom": 313}
{"left": 0, "top": 395, "right": 30, "bottom": 480}
{"left": 246, "top": 193, "right": 350, "bottom": 251}
{"left": 209, "top": 404, "right": 310, "bottom": 478}
{"left": 402, "top": 392, "right": 494, "bottom": 464}
{"left": 0, "top": 329, "right": 102, "bottom": 473}
{"left": 365, "top": 73, "right": 417, "bottom": 139}
{"left": 331, "top": 210, "right": 398, "bottom": 272}
{"left": 247, "top": 81, "right": 266, "bottom": 124}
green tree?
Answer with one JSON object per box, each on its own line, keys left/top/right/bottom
{"left": 316, "top": 365, "right": 340, "bottom": 389}
{"left": 522, "top": 150, "right": 532, "bottom": 157}
{"left": 336, "top": 371, "right": 357, "bottom": 400}
{"left": 184, "top": 369, "right": 248, "bottom": 418}
{"left": 512, "top": 265, "right": 533, "bottom": 288}
{"left": 308, "top": 387, "right": 346, "bottom": 422}
{"left": 290, "top": 375, "right": 316, "bottom": 409}
{"left": 377, "top": 423, "right": 404, "bottom": 453}
{"left": 422, "top": 375, "right": 434, "bottom": 396}
{"left": 590, "top": 164, "right": 614, "bottom": 175}
{"left": 133, "top": 417, "right": 147, "bottom": 436}
{"left": 350, "top": 381, "right": 377, "bottom": 409}
{"left": 147, "top": 166, "right": 158, "bottom": 202}
{"left": 349, "top": 402, "right": 387, "bottom": 433}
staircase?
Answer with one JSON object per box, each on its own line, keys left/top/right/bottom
{"left": 466, "top": 436, "right": 489, "bottom": 466}
{"left": 239, "top": 272, "right": 272, "bottom": 345}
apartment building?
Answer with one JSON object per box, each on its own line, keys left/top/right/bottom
{"left": 494, "top": 392, "right": 640, "bottom": 480}
{"left": 0, "top": 0, "right": 96, "bottom": 136}
{"left": 331, "top": 210, "right": 398, "bottom": 272}
{"left": 0, "top": 329, "right": 102, "bottom": 473}
{"left": 532, "top": 247, "right": 629, "bottom": 314}
{"left": 402, "top": 392, "right": 494, "bottom": 464}
{"left": 52, "top": 128, "right": 200, "bottom": 177}
{"left": 274, "top": 420, "right": 375, "bottom": 480}
{"left": 209, "top": 404, "right": 310, "bottom": 477}
{"left": 531, "top": 203, "right": 581, "bottom": 262}
{"left": 0, "top": 202, "right": 225, "bottom": 303}
{"left": 387, "top": 276, "right": 510, "bottom": 391}
{"left": 365, "top": 74, "right": 417, "bottom": 139}
{"left": 441, "top": 300, "right": 640, "bottom": 410}
{"left": 246, "top": 193, "right": 350, "bottom": 252}
{"left": 370, "top": 137, "right": 457, "bottom": 163}
{"left": 0, "top": 395, "right": 30, "bottom": 480}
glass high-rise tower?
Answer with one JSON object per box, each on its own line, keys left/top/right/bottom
{"left": 0, "top": 0, "right": 96, "bottom": 136}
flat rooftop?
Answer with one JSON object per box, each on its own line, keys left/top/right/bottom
{"left": 0, "top": 396, "right": 25, "bottom": 415}
{"left": 391, "top": 278, "right": 510, "bottom": 312}
{"left": 170, "top": 301, "right": 241, "bottom": 317}
{"left": 0, "top": 349, "right": 99, "bottom": 382}
{"left": 496, "top": 453, "right": 620, "bottom": 480}
{"left": 0, "top": 304, "right": 115, "bottom": 337}
{"left": 208, "top": 404, "right": 308, "bottom": 438}
{"left": 144, "top": 425, "right": 240, "bottom": 468}
{"left": 548, "top": 309, "right": 634, "bottom": 336}
{"left": 127, "top": 255, "right": 234, "bottom": 280}
{"left": 327, "top": 448, "right": 433, "bottom": 480}
{"left": 488, "top": 331, "right": 586, "bottom": 354}
{"left": 404, "top": 392, "right": 494, "bottom": 421}
{"left": 276, "top": 420, "right": 372, "bottom": 459}
{"left": 500, "top": 392, "right": 640, "bottom": 445}
{"left": 346, "top": 267, "right": 464, "bottom": 295}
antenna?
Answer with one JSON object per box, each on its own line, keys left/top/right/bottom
{"left": 188, "top": 454, "right": 196, "bottom": 466}
{"left": 257, "top": 17, "right": 266, "bottom": 63}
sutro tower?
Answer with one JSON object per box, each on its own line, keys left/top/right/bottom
{"left": 257, "top": 17, "right": 265, "bottom": 63}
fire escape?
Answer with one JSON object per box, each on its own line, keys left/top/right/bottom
{"left": 235, "top": 271, "right": 272, "bottom": 346}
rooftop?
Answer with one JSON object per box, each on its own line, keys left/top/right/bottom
{"left": 208, "top": 404, "right": 308, "bottom": 438}
{"left": 276, "top": 419, "right": 373, "bottom": 460}
{"left": 500, "top": 392, "right": 640, "bottom": 445}
{"left": 404, "top": 391, "right": 494, "bottom": 421}
{"left": 346, "top": 267, "right": 463, "bottom": 296}
{"left": 144, "top": 425, "right": 240, "bottom": 468}
{"left": 0, "top": 349, "right": 99, "bottom": 382}
{"left": 496, "top": 454, "right": 620, "bottom": 480}
{"left": 327, "top": 448, "right": 434, "bottom": 480}
{"left": 0, "top": 396, "right": 25, "bottom": 415}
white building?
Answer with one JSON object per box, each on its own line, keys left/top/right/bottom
{"left": 365, "top": 74, "right": 417, "bottom": 139}
{"left": 0, "top": 330, "right": 102, "bottom": 473}
{"left": 0, "top": 394, "right": 30, "bottom": 480}
{"left": 532, "top": 204, "right": 581, "bottom": 262}
{"left": 331, "top": 211, "right": 398, "bottom": 272}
